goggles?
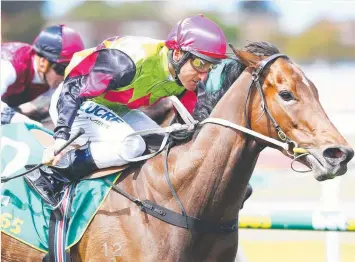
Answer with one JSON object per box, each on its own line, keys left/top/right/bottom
{"left": 190, "top": 56, "right": 217, "bottom": 73}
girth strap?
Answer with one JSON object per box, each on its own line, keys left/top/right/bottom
{"left": 139, "top": 200, "right": 237, "bottom": 233}
{"left": 105, "top": 142, "right": 238, "bottom": 234}
{"left": 106, "top": 182, "right": 238, "bottom": 233}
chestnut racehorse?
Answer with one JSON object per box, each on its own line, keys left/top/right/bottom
{"left": 2, "top": 42, "right": 353, "bottom": 262}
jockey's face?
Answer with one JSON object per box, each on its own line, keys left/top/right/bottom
{"left": 172, "top": 50, "right": 209, "bottom": 91}
{"left": 36, "top": 55, "right": 65, "bottom": 89}
{"left": 44, "top": 66, "right": 65, "bottom": 89}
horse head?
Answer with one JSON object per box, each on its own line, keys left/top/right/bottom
{"left": 230, "top": 42, "right": 353, "bottom": 181}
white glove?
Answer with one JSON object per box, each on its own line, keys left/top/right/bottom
{"left": 42, "top": 139, "right": 67, "bottom": 166}
{"left": 10, "top": 112, "right": 43, "bottom": 127}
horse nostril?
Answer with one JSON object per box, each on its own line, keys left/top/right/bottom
{"left": 326, "top": 148, "right": 344, "bottom": 158}
{"left": 323, "top": 146, "right": 354, "bottom": 166}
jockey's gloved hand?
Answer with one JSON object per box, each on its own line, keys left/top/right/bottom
{"left": 42, "top": 138, "right": 67, "bottom": 166}
{"left": 1, "top": 102, "right": 43, "bottom": 127}
{"left": 10, "top": 112, "right": 43, "bottom": 127}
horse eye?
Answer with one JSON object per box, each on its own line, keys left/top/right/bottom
{"left": 279, "top": 91, "right": 294, "bottom": 101}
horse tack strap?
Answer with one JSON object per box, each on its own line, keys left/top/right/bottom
{"left": 106, "top": 180, "right": 238, "bottom": 234}
{"left": 200, "top": 118, "right": 289, "bottom": 151}
{"left": 42, "top": 212, "right": 71, "bottom": 262}
{"left": 254, "top": 54, "right": 288, "bottom": 77}
{"left": 43, "top": 185, "right": 74, "bottom": 262}
{"left": 139, "top": 200, "right": 237, "bottom": 233}
{"left": 168, "top": 95, "right": 198, "bottom": 127}
{"left": 161, "top": 142, "right": 237, "bottom": 233}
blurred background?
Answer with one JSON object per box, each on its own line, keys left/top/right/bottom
{"left": 2, "top": 1, "right": 354, "bottom": 261}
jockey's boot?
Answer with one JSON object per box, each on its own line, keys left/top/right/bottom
{"left": 24, "top": 165, "right": 66, "bottom": 209}
{"left": 51, "top": 143, "right": 99, "bottom": 182}
{"left": 24, "top": 143, "right": 98, "bottom": 208}
{"left": 240, "top": 183, "right": 253, "bottom": 209}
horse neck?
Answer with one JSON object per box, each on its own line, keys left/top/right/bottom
{"left": 173, "top": 69, "right": 261, "bottom": 220}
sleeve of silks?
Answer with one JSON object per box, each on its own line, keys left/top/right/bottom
{"left": 0, "top": 59, "right": 17, "bottom": 96}
{"left": 53, "top": 48, "right": 136, "bottom": 140}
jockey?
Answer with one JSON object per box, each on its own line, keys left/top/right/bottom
{"left": 24, "top": 15, "right": 228, "bottom": 207}
{"left": 1, "top": 24, "right": 85, "bottom": 125}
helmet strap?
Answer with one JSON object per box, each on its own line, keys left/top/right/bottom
{"left": 168, "top": 50, "right": 191, "bottom": 86}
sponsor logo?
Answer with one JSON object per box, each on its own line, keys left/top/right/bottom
{"left": 79, "top": 102, "right": 123, "bottom": 123}
{"left": 89, "top": 118, "right": 110, "bottom": 128}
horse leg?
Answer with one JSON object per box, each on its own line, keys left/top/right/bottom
{"left": 1, "top": 233, "right": 45, "bottom": 262}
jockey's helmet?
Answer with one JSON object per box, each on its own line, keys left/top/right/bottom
{"left": 165, "top": 15, "right": 228, "bottom": 64}
{"left": 33, "top": 24, "right": 84, "bottom": 65}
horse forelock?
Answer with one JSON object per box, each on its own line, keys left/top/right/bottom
{"left": 193, "top": 41, "right": 281, "bottom": 123}
{"left": 243, "top": 41, "right": 280, "bottom": 57}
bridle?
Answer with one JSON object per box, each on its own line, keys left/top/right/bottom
{"left": 244, "top": 54, "right": 300, "bottom": 155}
{"left": 201, "top": 54, "right": 309, "bottom": 160}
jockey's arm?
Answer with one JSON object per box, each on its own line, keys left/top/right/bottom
{"left": 139, "top": 97, "right": 174, "bottom": 125}
{"left": 139, "top": 89, "right": 198, "bottom": 128}
{"left": 53, "top": 49, "right": 136, "bottom": 141}
{"left": 16, "top": 88, "right": 56, "bottom": 121}
{"left": 139, "top": 88, "right": 199, "bottom": 126}
{"left": 0, "top": 59, "right": 16, "bottom": 96}
{"left": 1, "top": 59, "right": 42, "bottom": 126}
{"left": 1, "top": 100, "right": 43, "bottom": 126}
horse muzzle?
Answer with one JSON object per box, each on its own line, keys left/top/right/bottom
{"left": 305, "top": 145, "right": 354, "bottom": 181}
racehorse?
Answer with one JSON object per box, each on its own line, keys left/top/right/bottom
{"left": 2, "top": 42, "right": 353, "bottom": 262}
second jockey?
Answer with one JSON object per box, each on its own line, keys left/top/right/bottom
{"left": 1, "top": 24, "right": 85, "bottom": 125}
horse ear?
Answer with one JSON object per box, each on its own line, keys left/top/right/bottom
{"left": 229, "top": 44, "right": 259, "bottom": 68}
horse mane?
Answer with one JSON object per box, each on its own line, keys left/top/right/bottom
{"left": 193, "top": 41, "right": 280, "bottom": 122}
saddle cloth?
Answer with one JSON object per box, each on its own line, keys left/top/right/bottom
{"left": 1, "top": 123, "right": 121, "bottom": 252}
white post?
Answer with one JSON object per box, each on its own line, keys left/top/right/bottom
{"left": 325, "top": 231, "right": 340, "bottom": 262}
{"left": 320, "top": 179, "right": 341, "bottom": 262}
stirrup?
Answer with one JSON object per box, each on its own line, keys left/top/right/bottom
{"left": 24, "top": 166, "right": 64, "bottom": 210}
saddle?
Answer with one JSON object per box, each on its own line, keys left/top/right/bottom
{"left": 30, "top": 128, "right": 130, "bottom": 180}
{"left": 24, "top": 128, "right": 176, "bottom": 210}
{"left": 25, "top": 105, "right": 194, "bottom": 213}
